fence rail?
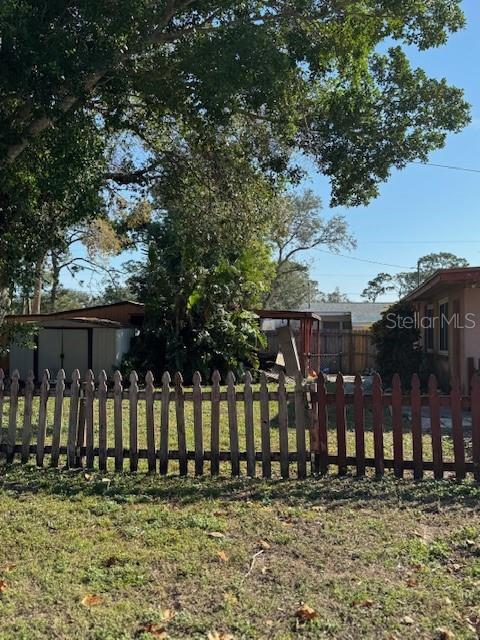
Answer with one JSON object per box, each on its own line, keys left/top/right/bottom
{"left": 0, "top": 367, "right": 479, "bottom": 482}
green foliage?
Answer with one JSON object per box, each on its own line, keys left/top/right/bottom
{"left": 371, "top": 300, "right": 424, "bottom": 388}
{"left": 0, "top": 321, "right": 37, "bottom": 356}
{"left": 362, "top": 253, "right": 469, "bottom": 300}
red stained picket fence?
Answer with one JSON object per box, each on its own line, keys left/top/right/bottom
{"left": 0, "top": 367, "right": 479, "bottom": 481}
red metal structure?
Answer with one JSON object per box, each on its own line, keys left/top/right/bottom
{"left": 256, "top": 309, "right": 322, "bottom": 376}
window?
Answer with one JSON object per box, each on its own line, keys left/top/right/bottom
{"left": 439, "top": 300, "right": 449, "bottom": 352}
{"left": 425, "top": 306, "right": 434, "bottom": 351}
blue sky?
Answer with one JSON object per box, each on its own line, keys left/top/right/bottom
{"left": 303, "top": 0, "right": 480, "bottom": 301}
{"left": 66, "top": 0, "right": 480, "bottom": 302}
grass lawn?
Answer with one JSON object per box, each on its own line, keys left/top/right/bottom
{"left": 1, "top": 468, "right": 480, "bottom": 639}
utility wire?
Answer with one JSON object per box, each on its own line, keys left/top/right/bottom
{"left": 413, "top": 161, "right": 480, "bottom": 174}
{"left": 312, "top": 247, "right": 414, "bottom": 270}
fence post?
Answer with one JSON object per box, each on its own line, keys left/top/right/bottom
{"left": 244, "top": 371, "right": 256, "bottom": 478}
{"left": 113, "top": 371, "right": 123, "bottom": 472}
{"left": 411, "top": 374, "right": 423, "bottom": 480}
{"left": 36, "top": 370, "right": 50, "bottom": 467}
{"left": 159, "top": 371, "right": 170, "bottom": 475}
{"left": 6, "top": 369, "right": 19, "bottom": 463}
{"left": 227, "top": 371, "right": 240, "bottom": 476}
{"left": 21, "top": 370, "right": 34, "bottom": 464}
{"left": 210, "top": 370, "right": 221, "bottom": 476}
{"left": 278, "top": 370, "right": 289, "bottom": 479}
{"left": 372, "top": 373, "right": 384, "bottom": 477}
{"left": 67, "top": 369, "right": 80, "bottom": 469}
{"left": 145, "top": 370, "right": 156, "bottom": 473}
{"left": 317, "top": 372, "right": 329, "bottom": 475}
{"left": 428, "top": 374, "right": 443, "bottom": 480}
{"left": 450, "top": 377, "right": 465, "bottom": 480}
{"left": 98, "top": 370, "right": 108, "bottom": 471}
{"left": 471, "top": 373, "right": 480, "bottom": 482}
{"left": 335, "top": 373, "right": 347, "bottom": 476}
{"left": 51, "top": 370, "right": 65, "bottom": 468}
{"left": 193, "top": 371, "right": 204, "bottom": 476}
{"left": 174, "top": 372, "right": 187, "bottom": 476}
{"left": 129, "top": 371, "right": 139, "bottom": 472}
{"left": 295, "top": 372, "right": 307, "bottom": 479}
{"left": 85, "top": 370, "right": 95, "bottom": 469}
{"left": 391, "top": 374, "right": 403, "bottom": 478}
{"left": 353, "top": 374, "right": 365, "bottom": 477}
{"left": 259, "top": 372, "right": 271, "bottom": 479}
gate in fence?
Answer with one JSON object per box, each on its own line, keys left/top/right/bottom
{"left": 0, "top": 367, "right": 479, "bottom": 481}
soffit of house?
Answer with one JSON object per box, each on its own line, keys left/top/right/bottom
{"left": 404, "top": 267, "right": 480, "bottom": 303}
{"left": 15, "top": 317, "right": 131, "bottom": 329}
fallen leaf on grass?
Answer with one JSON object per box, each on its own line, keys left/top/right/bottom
{"left": 84, "top": 473, "right": 92, "bottom": 481}
{"left": 295, "top": 604, "right": 317, "bottom": 621}
{"left": 217, "top": 550, "right": 229, "bottom": 562}
{"left": 2, "top": 563, "right": 16, "bottom": 573}
{"left": 406, "top": 577, "right": 418, "bottom": 588}
{"left": 257, "top": 540, "right": 270, "bottom": 550}
{"left": 435, "top": 628, "right": 454, "bottom": 640}
{"left": 81, "top": 594, "right": 103, "bottom": 607}
{"left": 0, "top": 580, "right": 8, "bottom": 593}
{"left": 207, "top": 632, "right": 234, "bottom": 640}
{"left": 352, "top": 599, "right": 375, "bottom": 608}
{"left": 207, "top": 532, "right": 225, "bottom": 539}
{"left": 160, "top": 609, "right": 175, "bottom": 622}
{"left": 138, "top": 623, "right": 168, "bottom": 638}
{"left": 401, "top": 615, "right": 414, "bottom": 625}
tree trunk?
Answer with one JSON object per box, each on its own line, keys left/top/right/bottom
{"left": 0, "top": 287, "right": 11, "bottom": 326}
{"left": 31, "top": 256, "right": 45, "bottom": 314}
{"left": 50, "top": 253, "right": 60, "bottom": 312}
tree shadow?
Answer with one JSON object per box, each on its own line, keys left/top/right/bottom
{"left": 1, "top": 464, "right": 479, "bottom": 511}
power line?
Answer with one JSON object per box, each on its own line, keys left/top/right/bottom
{"left": 360, "top": 240, "right": 480, "bottom": 244}
{"left": 312, "top": 247, "right": 414, "bottom": 270}
{"left": 413, "top": 161, "right": 480, "bottom": 174}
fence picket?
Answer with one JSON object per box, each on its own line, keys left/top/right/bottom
{"left": 36, "top": 370, "right": 50, "bottom": 467}
{"left": 6, "top": 369, "right": 19, "bottom": 463}
{"left": 114, "top": 371, "right": 123, "bottom": 472}
{"left": 372, "top": 373, "right": 384, "bottom": 477}
{"left": 295, "top": 372, "right": 307, "bottom": 479}
{"left": 411, "top": 374, "right": 423, "bottom": 480}
{"left": 76, "top": 390, "right": 86, "bottom": 468}
{"left": 98, "top": 370, "right": 108, "bottom": 471}
{"left": 129, "top": 371, "right": 139, "bottom": 472}
{"left": 210, "top": 370, "right": 221, "bottom": 476}
{"left": 193, "top": 371, "right": 204, "bottom": 476}
{"left": 67, "top": 369, "right": 80, "bottom": 468}
{"left": 244, "top": 371, "right": 255, "bottom": 477}
{"left": 471, "top": 374, "right": 480, "bottom": 482}
{"left": 227, "top": 371, "right": 240, "bottom": 476}
{"left": 259, "top": 372, "right": 271, "bottom": 478}
{"left": 174, "top": 372, "right": 188, "bottom": 476}
{"left": 335, "top": 373, "right": 347, "bottom": 476}
{"left": 353, "top": 374, "right": 365, "bottom": 477}
{"left": 428, "top": 374, "right": 443, "bottom": 480}
{"left": 317, "top": 372, "right": 329, "bottom": 475}
{"left": 85, "top": 370, "right": 95, "bottom": 469}
{"left": 278, "top": 370, "right": 289, "bottom": 479}
{"left": 391, "top": 374, "right": 403, "bottom": 478}
{"left": 159, "top": 371, "right": 170, "bottom": 475}
{"left": 21, "top": 370, "right": 34, "bottom": 464}
{"left": 450, "top": 377, "right": 465, "bottom": 480}
{"left": 0, "top": 369, "right": 4, "bottom": 447}
{"left": 145, "top": 371, "right": 156, "bottom": 473}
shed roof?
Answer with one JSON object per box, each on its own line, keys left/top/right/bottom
{"left": 301, "top": 302, "right": 390, "bottom": 325}
{"left": 6, "top": 300, "right": 144, "bottom": 325}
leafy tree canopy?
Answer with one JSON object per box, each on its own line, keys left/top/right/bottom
{"left": 362, "top": 252, "right": 469, "bottom": 301}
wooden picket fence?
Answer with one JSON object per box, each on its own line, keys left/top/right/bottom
{"left": 0, "top": 367, "right": 479, "bottom": 481}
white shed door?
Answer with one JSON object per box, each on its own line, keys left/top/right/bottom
{"left": 62, "top": 330, "right": 89, "bottom": 380}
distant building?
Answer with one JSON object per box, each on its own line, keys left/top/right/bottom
{"left": 301, "top": 302, "right": 390, "bottom": 331}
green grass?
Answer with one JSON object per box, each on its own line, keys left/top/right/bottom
{"left": 1, "top": 469, "right": 480, "bottom": 639}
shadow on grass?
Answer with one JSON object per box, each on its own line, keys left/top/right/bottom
{"left": 1, "top": 463, "right": 480, "bottom": 511}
